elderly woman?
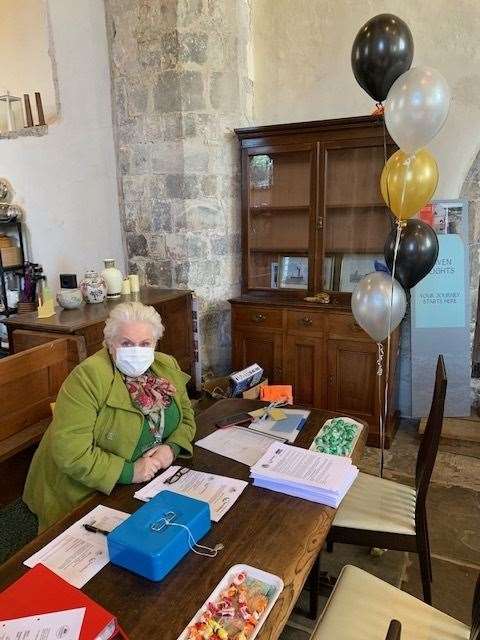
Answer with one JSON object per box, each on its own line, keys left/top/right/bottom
{"left": 23, "top": 301, "right": 196, "bottom": 532}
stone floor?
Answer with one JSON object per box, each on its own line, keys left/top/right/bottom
{"left": 280, "top": 419, "right": 480, "bottom": 638}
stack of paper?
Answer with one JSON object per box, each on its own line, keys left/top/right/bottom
{"left": 248, "top": 409, "right": 310, "bottom": 443}
{"left": 250, "top": 442, "right": 358, "bottom": 508}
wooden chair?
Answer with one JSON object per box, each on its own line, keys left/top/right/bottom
{"left": 0, "top": 339, "right": 75, "bottom": 462}
{"left": 310, "top": 564, "right": 478, "bottom": 639}
{"left": 326, "top": 355, "right": 447, "bottom": 604}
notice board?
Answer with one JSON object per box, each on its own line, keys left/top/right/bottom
{"left": 411, "top": 200, "right": 470, "bottom": 417}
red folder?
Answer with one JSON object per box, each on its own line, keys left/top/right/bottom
{"left": 0, "top": 564, "right": 119, "bottom": 639}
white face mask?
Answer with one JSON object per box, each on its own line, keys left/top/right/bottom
{"left": 115, "top": 346, "right": 154, "bottom": 377}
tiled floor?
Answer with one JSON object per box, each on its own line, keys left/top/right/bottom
{"left": 280, "top": 419, "right": 480, "bottom": 639}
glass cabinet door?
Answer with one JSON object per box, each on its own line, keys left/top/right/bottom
{"left": 246, "top": 145, "right": 315, "bottom": 292}
{"left": 320, "top": 142, "right": 394, "bottom": 294}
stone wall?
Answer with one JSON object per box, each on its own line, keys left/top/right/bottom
{"left": 461, "top": 153, "right": 480, "bottom": 406}
{"left": 104, "top": 0, "right": 253, "bottom": 373}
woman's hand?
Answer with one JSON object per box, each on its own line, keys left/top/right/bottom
{"left": 143, "top": 444, "right": 174, "bottom": 470}
{"left": 132, "top": 456, "right": 161, "bottom": 483}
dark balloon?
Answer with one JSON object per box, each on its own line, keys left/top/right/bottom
{"left": 384, "top": 219, "right": 439, "bottom": 289}
{"left": 351, "top": 14, "right": 414, "bottom": 102}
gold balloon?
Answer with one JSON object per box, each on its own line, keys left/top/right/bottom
{"left": 381, "top": 148, "right": 439, "bottom": 220}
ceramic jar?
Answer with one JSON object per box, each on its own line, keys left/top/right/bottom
{"left": 80, "top": 270, "right": 107, "bottom": 304}
{"left": 57, "top": 288, "right": 83, "bottom": 310}
{"left": 102, "top": 259, "right": 123, "bottom": 299}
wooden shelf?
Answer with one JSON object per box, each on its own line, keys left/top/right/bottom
{"left": 250, "top": 247, "right": 309, "bottom": 255}
{"left": 326, "top": 202, "right": 387, "bottom": 209}
{"left": 325, "top": 248, "right": 385, "bottom": 255}
{"left": 250, "top": 205, "right": 309, "bottom": 213}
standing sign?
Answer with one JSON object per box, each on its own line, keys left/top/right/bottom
{"left": 411, "top": 200, "right": 470, "bottom": 417}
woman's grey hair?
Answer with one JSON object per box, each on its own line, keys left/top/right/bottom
{"left": 104, "top": 301, "right": 164, "bottom": 346}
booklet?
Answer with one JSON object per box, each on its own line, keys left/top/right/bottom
{"left": 134, "top": 466, "right": 248, "bottom": 522}
{"left": 24, "top": 505, "right": 129, "bottom": 588}
{"left": 248, "top": 409, "right": 310, "bottom": 443}
{"left": 250, "top": 442, "right": 358, "bottom": 508}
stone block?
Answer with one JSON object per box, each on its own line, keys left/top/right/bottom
{"left": 164, "top": 113, "right": 184, "bottom": 140}
{"left": 126, "top": 232, "right": 148, "bottom": 257}
{"left": 149, "top": 176, "right": 167, "bottom": 201}
{"left": 178, "top": 0, "right": 204, "bottom": 28}
{"left": 201, "top": 175, "right": 218, "bottom": 196}
{"left": 186, "top": 199, "right": 223, "bottom": 230}
{"left": 151, "top": 141, "right": 184, "bottom": 174}
{"left": 159, "top": 30, "right": 180, "bottom": 68}
{"left": 130, "top": 144, "right": 150, "bottom": 175}
{"left": 151, "top": 200, "right": 173, "bottom": 233}
{"left": 175, "top": 261, "right": 190, "bottom": 287}
{"left": 145, "top": 259, "right": 173, "bottom": 288}
{"left": 180, "top": 71, "right": 205, "bottom": 110}
{"left": 154, "top": 71, "right": 182, "bottom": 112}
{"left": 147, "top": 235, "right": 167, "bottom": 258}
{"left": 209, "top": 71, "right": 240, "bottom": 111}
{"left": 165, "top": 174, "right": 200, "bottom": 199}
{"left": 126, "top": 79, "right": 149, "bottom": 117}
{"left": 184, "top": 141, "right": 209, "bottom": 173}
{"left": 180, "top": 32, "right": 208, "bottom": 64}
{"left": 167, "top": 234, "right": 208, "bottom": 261}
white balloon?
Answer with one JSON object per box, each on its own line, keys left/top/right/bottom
{"left": 385, "top": 66, "right": 451, "bottom": 153}
{"left": 351, "top": 272, "right": 407, "bottom": 343}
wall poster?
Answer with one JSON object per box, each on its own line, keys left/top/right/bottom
{"left": 411, "top": 200, "right": 470, "bottom": 417}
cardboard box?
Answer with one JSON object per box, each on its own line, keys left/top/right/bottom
{"left": 0, "top": 246, "right": 21, "bottom": 267}
{"left": 202, "top": 376, "right": 268, "bottom": 400}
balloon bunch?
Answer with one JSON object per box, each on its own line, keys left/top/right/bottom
{"left": 350, "top": 14, "right": 450, "bottom": 473}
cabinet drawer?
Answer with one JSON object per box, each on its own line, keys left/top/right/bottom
{"left": 328, "top": 313, "right": 369, "bottom": 341}
{"left": 287, "top": 310, "right": 324, "bottom": 334}
{"left": 232, "top": 306, "right": 283, "bottom": 329}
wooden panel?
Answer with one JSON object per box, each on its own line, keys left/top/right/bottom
{"left": 11, "top": 330, "right": 86, "bottom": 369}
{"left": 232, "top": 328, "right": 283, "bottom": 383}
{"left": 327, "top": 339, "right": 378, "bottom": 421}
{"left": 0, "top": 420, "right": 50, "bottom": 464}
{"left": 327, "top": 313, "right": 370, "bottom": 341}
{"left": 157, "top": 294, "right": 193, "bottom": 366}
{"left": 80, "top": 323, "right": 105, "bottom": 355}
{"left": 232, "top": 305, "right": 283, "bottom": 329}
{"left": 284, "top": 335, "right": 323, "bottom": 406}
{"left": 0, "top": 339, "right": 72, "bottom": 459}
{"left": 287, "top": 310, "right": 324, "bottom": 334}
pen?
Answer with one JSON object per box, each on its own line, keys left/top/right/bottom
{"left": 83, "top": 523, "right": 110, "bottom": 536}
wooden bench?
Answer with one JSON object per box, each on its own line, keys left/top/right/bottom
{"left": 9, "top": 329, "right": 87, "bottom": 371}
{"left": 0, "top": 339, "right": 77, "bottom": 463}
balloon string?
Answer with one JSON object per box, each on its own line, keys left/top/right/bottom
{"left": 381, "top": 113, "right": 388, "bottom": 166}
{"left": 377, "top": 342, "right": 385, "bottom": 478}
{"left": 381, "top": 222, "right": 402, "bottom": 478}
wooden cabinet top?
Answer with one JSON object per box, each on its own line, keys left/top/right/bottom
{"left": 229, "top": 293, "right": 351, "bottom": 312}
{"left": 3, "top": 288, "right": 192, "bottom": 333}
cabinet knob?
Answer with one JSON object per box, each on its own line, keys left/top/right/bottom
{"left": 252, "top": 313, "right": 266, "bottom": 323}
{"left": 301, "top": 316, "right": 313, "bottom": 327}
{"left": 328, "top": 375, "right": 336, "bottom": 385}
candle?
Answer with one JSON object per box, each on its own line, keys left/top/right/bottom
{"left": 128, "top": 274, "right": 140, "bottom": 293}
{"left": 121, "top": 278, "right": 131, "bottom": 295}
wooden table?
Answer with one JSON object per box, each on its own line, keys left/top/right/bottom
{"left": 0, "top": 399, "right": 367, "bottom": 640}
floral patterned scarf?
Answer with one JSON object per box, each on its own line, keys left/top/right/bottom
{"left": 125, "top": 372, "right": 176, "bottom": 442}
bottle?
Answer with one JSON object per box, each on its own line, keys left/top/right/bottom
{"left": 102, "top": 259, "right": 123, "bottom": 299}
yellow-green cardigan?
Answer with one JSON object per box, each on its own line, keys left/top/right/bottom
{"left": 23, "top": 347, "right": 196, "bottom": 532}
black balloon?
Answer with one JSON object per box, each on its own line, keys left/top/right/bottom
{"left": 384, "top": 219, "right": 439, "bottom": 290}
{"left": 351, "top": 14, "right": 414, "bottom": 102}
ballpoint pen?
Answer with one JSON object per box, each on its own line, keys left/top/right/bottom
{"left": 83, "top": 523, "right": 110, "bottom": 536}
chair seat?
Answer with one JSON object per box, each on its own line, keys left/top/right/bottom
{"left": 333, "top": 472, "right": 416, "bottom": 535}
{"left": 311, "top": 565, "right": 470, "bottom": 640}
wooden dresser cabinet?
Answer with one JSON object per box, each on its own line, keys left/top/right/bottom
{"left": 231, "top": 116, "right": 399, "bottom": 447}
{"left": 4, "top": 288, "right": 195, "bottom": 383}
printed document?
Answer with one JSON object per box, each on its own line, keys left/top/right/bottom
{"left": 195, "top": 426, "right": 282, "bottom": 466}
{"left": 0, "top": 607, "right": 85, "bottom": 640}
{"left": 134, "top": 466, "right": 248, "bottom": 521}
{"left": 24, "top": 505, "right": 129, "bottom": 588}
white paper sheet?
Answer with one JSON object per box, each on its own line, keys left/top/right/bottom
{"left": 0, "top": 607, "right": 85, "bottom": 640}
{"left": 195, "top": 426, "right": 281, "bottom": 466}
{"left": 24, "top": 505, "right": 129, "bottom": 588}
{"left": 134, "top": 466, "right": 248, "bottom": 521}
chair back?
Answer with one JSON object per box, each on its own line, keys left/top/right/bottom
{"left": 385, "top": 620, "right": 402, "bottom": 640}
{"left": 471, "top": 573, "right": 480, "bottom": 640}
{"left": 415, "top": 355, "right": 447, "bottom": 500}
